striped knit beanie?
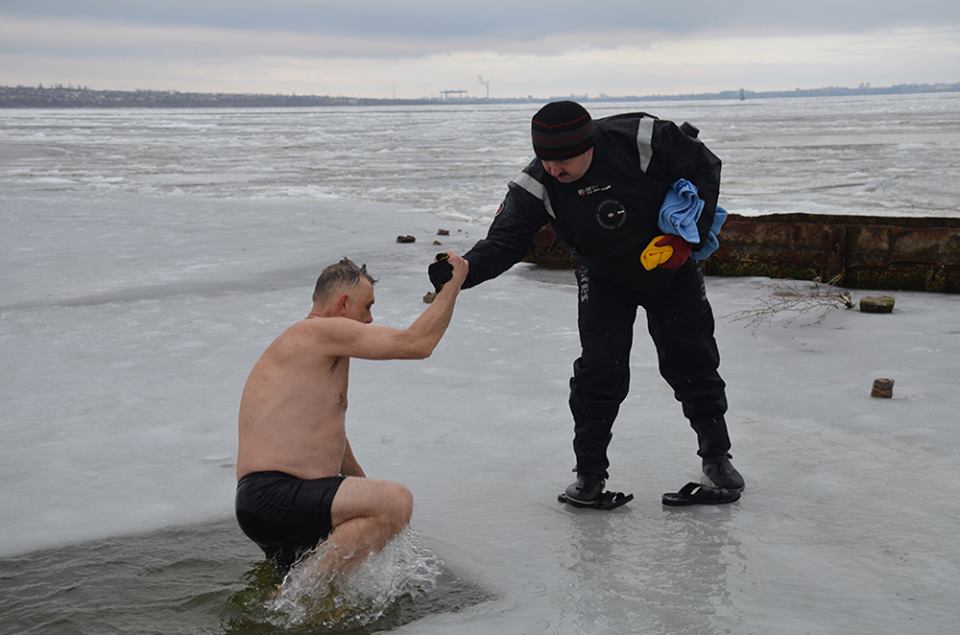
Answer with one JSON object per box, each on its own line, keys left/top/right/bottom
{"left": 531, "top": 101, "right": 594, "bottom": 160}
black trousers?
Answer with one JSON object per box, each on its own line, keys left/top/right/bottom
{"left": 569, "top": 262, "right": 731, "bottom": 478}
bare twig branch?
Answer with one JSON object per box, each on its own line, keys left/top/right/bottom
{"left": 725, "top": 274, "right": 854, "bottom": 333}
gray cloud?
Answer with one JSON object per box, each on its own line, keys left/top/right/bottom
{"left": 2, "top": 2, "right": 957, "bottom": 97}
{"left": 3, "top": 0, "right": 958, "bottom": 43}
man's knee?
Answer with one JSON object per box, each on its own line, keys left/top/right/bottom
{"left": 571, "top": 357, "right": 630, "bottom": 404}
{"left": 382, "top": 482, "right": 413, "bottom": 533}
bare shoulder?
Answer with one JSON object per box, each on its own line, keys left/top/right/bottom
{"left": 252, "top": 320, "right": 342, "bottom": 372}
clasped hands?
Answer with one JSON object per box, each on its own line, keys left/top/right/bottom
{"left": 428, "top": 251, "right": 468, "bottom": 292}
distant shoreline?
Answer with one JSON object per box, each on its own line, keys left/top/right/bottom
{"left": 1, "top": 82, "right": 958, "bottom": 108}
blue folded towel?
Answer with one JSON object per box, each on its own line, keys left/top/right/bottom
{"left": 657, "top": 178, "right": 726, "bottom": 262}
{"left": 658, "top": 178, "right": 703, "bottom": 243}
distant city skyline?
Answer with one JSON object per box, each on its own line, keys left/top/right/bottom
{"left": 5, "top": 80, "right": 958, "bottom": 110}
{"left": 1, "top": 1, "right": 958, "bottom": 99}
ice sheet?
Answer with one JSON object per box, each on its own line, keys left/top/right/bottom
{"left": 2, "top": 193, "right": 958, "bottom": 633}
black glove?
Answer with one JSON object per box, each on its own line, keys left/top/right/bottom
{"left": 428, "top": 253, "right": 453, "bottom": 292}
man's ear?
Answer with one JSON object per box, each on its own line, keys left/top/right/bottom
{"left": 335, "top": 293, "right": 350, "bottom": 316}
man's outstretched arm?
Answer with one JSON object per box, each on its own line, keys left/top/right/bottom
{"left": 462, "top": 181, "right": 553, "bottom": 289}
{"left": 302, "top": 251, "right": 469, "bottom": 361}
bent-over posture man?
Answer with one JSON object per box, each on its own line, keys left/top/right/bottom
{"left": 430, "top": 101, "right": 743, "bottom": 508}
{"left": 236, "top": 253, "right": 468, "bottom": 571}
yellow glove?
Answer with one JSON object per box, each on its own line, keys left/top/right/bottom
{"left": 640, "top": 234, "right": 692, "bottom": 271}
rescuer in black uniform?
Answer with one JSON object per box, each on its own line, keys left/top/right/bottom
{"left": 431, "top": 100, "right": 744, "bottom": 507}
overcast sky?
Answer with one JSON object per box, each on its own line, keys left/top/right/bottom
{"left": 1, "top": 1, "right": 958, "bottom": 98}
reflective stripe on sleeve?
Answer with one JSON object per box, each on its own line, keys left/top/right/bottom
{"left": 637, "top": 117, "right": 655, "bottom": 172}
{"left": 511, "top": 171, "right": 556, "bottom": 218}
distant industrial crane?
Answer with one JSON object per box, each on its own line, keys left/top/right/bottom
{"left": 478, "top": 75, "right": 490, "bottom": 99}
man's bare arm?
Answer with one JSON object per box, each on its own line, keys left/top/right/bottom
{"left": 302, "top": 251, "right": 469, "bottom": 361}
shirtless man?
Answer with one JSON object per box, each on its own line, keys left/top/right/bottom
{"left": 235, "top": 253, "right": 468, "bottom": 572}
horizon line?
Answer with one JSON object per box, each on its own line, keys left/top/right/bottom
{"left": 2, "top": 80, "right": 959, "bottom": 106}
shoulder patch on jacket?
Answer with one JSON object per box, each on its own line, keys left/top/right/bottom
{"left": 510, "top": 171, "right": 556, "bottom": 219}
{"left": 637, "top": 117, "right": 655, "bottom": 172}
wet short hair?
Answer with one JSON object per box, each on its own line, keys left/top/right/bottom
{"left": 313, "top": 258, "right": 377, "bottom": 303}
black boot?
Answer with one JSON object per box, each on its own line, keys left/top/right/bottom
{"left": 563, "top": 473, "right": 606, "bottom": 504}
{"left": 702, "top": 453, "right": 745, "bottom": 490}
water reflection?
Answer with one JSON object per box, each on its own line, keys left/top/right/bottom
{"left": 557, "top": 500, "right": 744, "bottom": 634}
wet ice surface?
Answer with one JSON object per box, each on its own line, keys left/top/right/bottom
{"left": 2, "top": 193, "right": 959, "bottom": 633}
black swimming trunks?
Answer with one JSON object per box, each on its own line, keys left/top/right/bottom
{"left": 235, "top": 471, "right": 345, "bottom": 569}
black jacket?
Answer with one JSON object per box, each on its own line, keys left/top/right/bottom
{"left": 462, "top": 112, "right": 721, "bottom": 291}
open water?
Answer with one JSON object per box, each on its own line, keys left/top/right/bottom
{"left": 2, "top": 92, "right": 959, "bottom": 221}
{"left": 2, "top": 92, "right": 959, "bottom": 634}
